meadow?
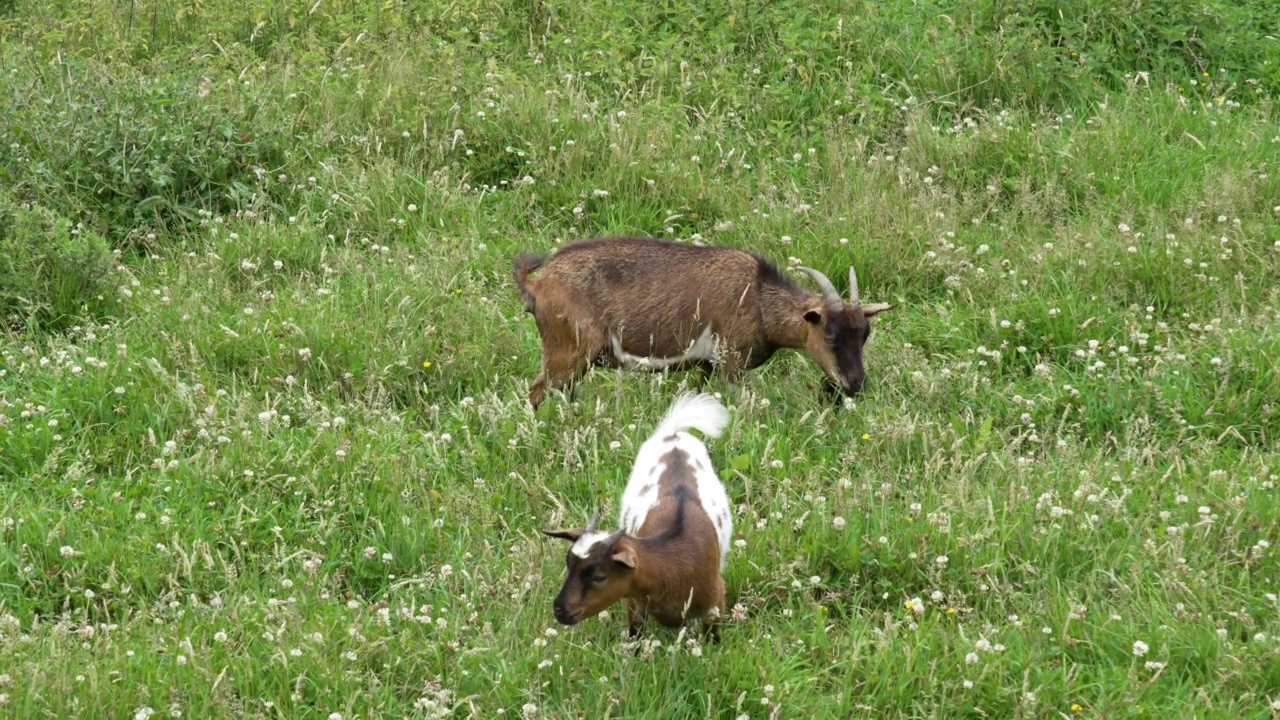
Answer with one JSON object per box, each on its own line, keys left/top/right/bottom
{"left": 2, "top": 0, "right": 1280, "bottom": 717}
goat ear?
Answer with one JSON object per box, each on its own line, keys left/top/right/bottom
{"left": 611, "top": 545, "right": 637, "bottom": 569}
{"left": 802, "top": 307, "right": 824, "bottom": 325}
{"left": 860, "top": 303, "right": 895, "bottom": 317}
{"left": 542, "top": 529, "right": 583, "bottom": 542}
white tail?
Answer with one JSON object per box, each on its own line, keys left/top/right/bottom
{"left": 651, "top": 392, "right": 729, "bottom": 440}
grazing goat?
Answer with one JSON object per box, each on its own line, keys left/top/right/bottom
{"left": 512, "top": 236, "right": 893, "bottom": 408}
{"left": 543, "top": 393, "right": 733, "bottom": 639}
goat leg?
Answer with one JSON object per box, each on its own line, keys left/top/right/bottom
{"left": 528, "top": 315, "right": 601, "bottom": 407}
{"left": 702, "top": 608, "right": 723, "bottom": 645}
{"left": 625, "top": 599, "right": 642, "bottom": 640}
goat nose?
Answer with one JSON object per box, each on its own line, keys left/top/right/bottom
{"left": 552, "top": 604, "right": 574, "bottom": 625}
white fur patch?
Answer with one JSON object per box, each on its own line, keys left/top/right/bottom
{"left": 610, "top": 324, "right": 716, "bottom": 369}
{"left": 618, "top": 393, "right": 734, "bottom": 568}
{"left": 691, "top": 442, "right": 734, "bottom": 570}
{"left": 570, "top": 531, "right": 612, "bottom": 559}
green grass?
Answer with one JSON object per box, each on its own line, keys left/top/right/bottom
{"left": 3, "top": 1, "right": 1280, "bottom": 718}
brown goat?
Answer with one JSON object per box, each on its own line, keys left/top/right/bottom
{"left": 543, "top": 393, "right": 732, "bottom": 640}
{"left": 513, "top": 236, "right": 893, "bottom": 408}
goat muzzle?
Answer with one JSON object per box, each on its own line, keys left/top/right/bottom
{"left": 552, "top": 603, "right": 580, "bottom": 626}
{"left": 824, "top": 376, "right": 863, "bottom": 402}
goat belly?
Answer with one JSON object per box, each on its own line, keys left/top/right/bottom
{"left": 608, "top": 324, "right": 717, "bottom": 370}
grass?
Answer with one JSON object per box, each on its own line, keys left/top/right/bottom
{"left": 2, "top": 0, "right": 1280, "bottom": 717}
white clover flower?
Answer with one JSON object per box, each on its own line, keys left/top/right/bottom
{"left": 1132, "top": 640, "right": 1149, "bottom": 657}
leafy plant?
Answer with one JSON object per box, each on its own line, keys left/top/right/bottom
{"left": 0, "top": 193, "right": 114, "bottom": 332}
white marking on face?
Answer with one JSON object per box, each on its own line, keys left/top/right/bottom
{"left": 609, "top": 324, "right": 716, "bottom": 369}
{"left": 570, "top": 531, "right": 611, "bottom": 559}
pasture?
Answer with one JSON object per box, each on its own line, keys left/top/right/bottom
{"left": 2, "top": 1, "right": 1280, "bottom": 717}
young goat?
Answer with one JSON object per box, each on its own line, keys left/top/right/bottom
{"left": 543, "top": 393, "right": 733, "bottom": 640}
{"left": 512, "top": 236, "right": 894, "bottom": 408}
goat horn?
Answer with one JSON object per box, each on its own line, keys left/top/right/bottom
{"left": 848, "top": 265, "right": 860, "bottom": 305}
{"left": 586, "top": 507, "right": 600, "bottom": 532}
{"left": 797, "top": 266, "right": 841, "bottom": 306}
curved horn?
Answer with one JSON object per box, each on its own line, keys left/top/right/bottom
{"left": 797, "top": 266, "right": 841, "bottom": 306}
{"left": 585, "top": 507, "right": 601, "bottom": 532}
{"left": 848, "top": 265, "right": 860, "bottom": 305}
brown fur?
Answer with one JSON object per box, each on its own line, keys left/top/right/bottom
{"left": 544, "top": 457, "right": 725, "bottom": 638}
{"left": 512, "top": 236, "right": 893, "bottom": 407}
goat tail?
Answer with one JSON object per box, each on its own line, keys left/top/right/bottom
{"left": 512, "top": 251, "right": 545, "bottom": 313}
{"left": 652, "top": 392, "right": 729, "bottom": 441}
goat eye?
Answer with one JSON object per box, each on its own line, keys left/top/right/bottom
{"left": 591, "top": 574, "right": 609, "bottom": 585}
